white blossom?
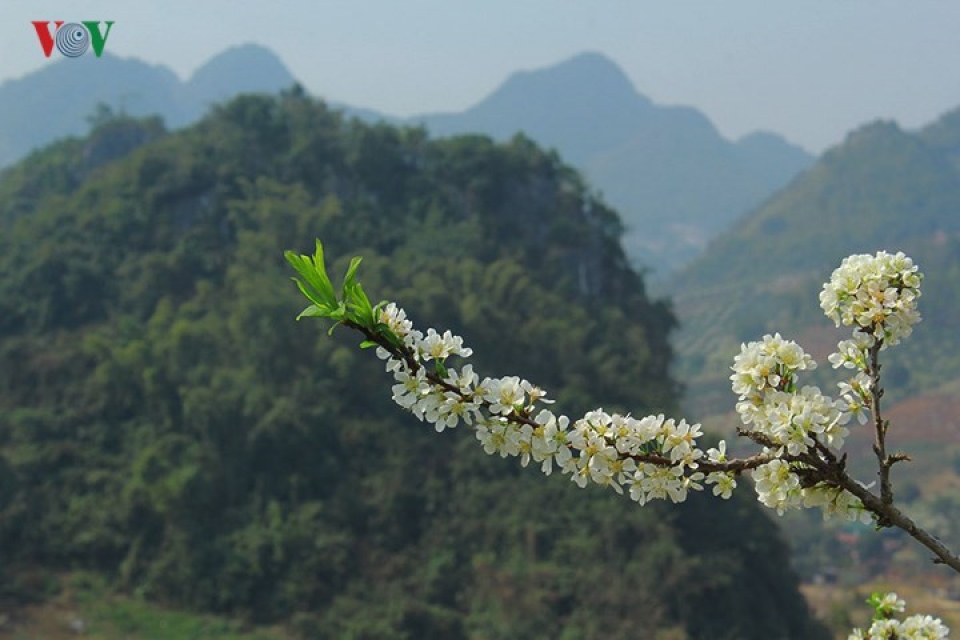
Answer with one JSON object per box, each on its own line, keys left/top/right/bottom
{"left": 731, "top": 333, "right": 816, "bottom": 400}
{"left": 739, "top": 386, "right": 849, "bottom": 454}
{"left": 802, "top": 483, "right": 872, "bottom": 523}
{"left": 820, "top": 251, "right": 923, "bottom": 346}
{"left": 635, "top": 463, "right": 689, "bottom": 504}
{"left": 378, "top": 302, "right": 413, "bottom": 338}
{"left": 531, "top": 410, "right": 572, "bottom": 476}
{"left": 829, "top": 333, "right": 873, "bottom": 370}
{"left": 475, "top": 416, "right": 525, "bottom": 457}
{"left": 838, "top": 372, "right": 873, "bottom": 425}
{"left": 706, "top": 471, "right": 737, "bottom": 499}
{"left": 706, "top": 440, "right": 728, "bottom": 462}
{"left": 481, "top": 376, "right": 529, "bottom": 415}
{"left": 752, "top": 459, "right": 803, "bottom": 514}
{"left": 418, "top": 328, "right": 473, "bottom": 360}
{"left": 876, "top": 593, "right": 907, "bottom": 615}
{"left": 661, "top": 419, "right": 704, "bottom": 464}
{"left": 445, "top": 364, "right": 479, "bottom": 393}
{"left": 898, "top": 614, "right": 950, "bottom": 639}
{"left": 424, "top": 391, "right": 480, "bottom": 432}
{"left": 849, "top": 598, "right": 949, "bottom": 640}
{"left": 391, "top": 368, "right": 429, "bottom": 411}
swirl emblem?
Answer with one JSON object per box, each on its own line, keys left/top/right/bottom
{"left": 55, "top": 23, "right": 90, "bottom": 57}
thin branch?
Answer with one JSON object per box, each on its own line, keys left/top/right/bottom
{"left": 341, "top": 318, "right": 960, "bottom": 574}
{"left": 345, "top": 319, "right": 775, "bottom": 475}
{"left": 834, "top": 473, "right": 960, "bottom": 573}
{"left": 866, "top": 335, "right": 895, "bottom": 519}
{"left": 798, "top": 427, "right": 960, "bottom": 573}
{"left": 628, "top": 450, "right": 778, "bottom": 474}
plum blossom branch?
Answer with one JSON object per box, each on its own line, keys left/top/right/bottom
{"left": 816, "top": 251, "right": 958, "bottom": 571}
{"left": 286, "top": 243, "right": 960, "bottom": 581}
{"left": 354, "top": 305, "right": 752, "bottom": 502}
{"left": 287, "top": 242, "right": 958, "bottom": 637}
{"left": 831, "top": 469, "right": 960, "bottom": 573}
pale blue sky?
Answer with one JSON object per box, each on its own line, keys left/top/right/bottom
{"left": 2, "top": 1, "right": 958, "bottom": 153}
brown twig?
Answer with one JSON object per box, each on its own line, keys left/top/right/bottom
{"left": 833, "top": 473, "right": 960, "bottom": 573}
{"left": 866, "top": 336, "right": 896, "bottom": 520}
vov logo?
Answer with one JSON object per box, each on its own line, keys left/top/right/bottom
{"left": 31, "top": 21, "right": 115, "bottom": 58}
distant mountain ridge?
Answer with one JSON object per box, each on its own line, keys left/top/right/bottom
{"left": 0, "top": 43, "right": 294, "bottom": 168}
{"left": 409, "top": 52, "right": 815, "bottom": 272}
{"left": 416, "top": 52, "right": 657, "bottom": 162}
{"left": 0, "top": 48, "right": 812, "bottom": 272}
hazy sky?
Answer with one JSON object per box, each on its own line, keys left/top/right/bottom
{"left": 2, "top": 1, "right": 958, "bottom": 153}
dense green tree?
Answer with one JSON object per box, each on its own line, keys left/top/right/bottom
{"left": 0, "top": 93, "right": 825, "bottom": 638}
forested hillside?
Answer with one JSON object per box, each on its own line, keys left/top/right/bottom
{"left": 0, "top": 92, "right": 826, "bottom": 639}
{"left": 666, "top": 110, "right": 960, "bottom": 590}
{"left": 670, "top": 112, "right": 960, "bottom": 417}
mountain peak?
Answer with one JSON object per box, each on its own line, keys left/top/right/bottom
{"left": 842, "top": 119, "right": 905, "bottom": 146}
{"left": 515, "top": 51, "right": 640, "bottom": 98}
{"left": 0, "top": 44, "right": 299, "bottom": 168}
{"left": 186, "top": 43, "right": 295, "bottom": 106}
{"left": 416, "top": 51, "right": 653, "bottom": 162}
{"left": 411, "top": 52, "right": 812, "bottom": 271}
{"left": 488, "top": 51, "right": 648, "bottom": 117}
{"left": 919, "top": 106, "right": 960, "bottom": 157}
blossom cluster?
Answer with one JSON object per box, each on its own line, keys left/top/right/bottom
{"left": 731, "top": 332, "right": 816, "bottom": 400}
{"left": 736, "top": 380, "right": 849, "bottom": 455}
{"left": 820, "top": 251, "right": 923, "bottom": 347}
{"left": 374, "top": 303, "right": 736, "bottom": 504}
{"left": 819, "top": 253, "right": 924, "bottom": 446}
{"left": 292, "top": 242, "right": 950, "bottom": 639}
{"left": 373, "top": 250, "right": 928, "bottom": 529}
{"left": 751, "top": 456, "right": 870, "bottom": 521}
{"left": 731, "top": 334, "right": 869, "bottom": 520}
{"left": 848, "top": 593, "right": 948, "bottom": 639}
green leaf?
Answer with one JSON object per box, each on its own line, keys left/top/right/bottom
{"left": 347, "top": 282, "right": 374, "bottom": 327}
{"left": 295, "top": 304, "right": 330, "bottom": 321}
{"left": 284, "top": 244, "right": 337, "bottom": 309}
{"left": 309, "top": 240, "right": 339, "bottom": 304}
{"left": 359, "top": 340, "right": 379, "bottom": 349}
{"left": 342, "top": 256, "right": 363, "bottom": 296}
{"left": 291, "top": 276, "right": 325, "bottom": 307}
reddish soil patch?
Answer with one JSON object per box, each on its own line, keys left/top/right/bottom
{"left": 886, "top": 393, "right": 960, "bottom": 445}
